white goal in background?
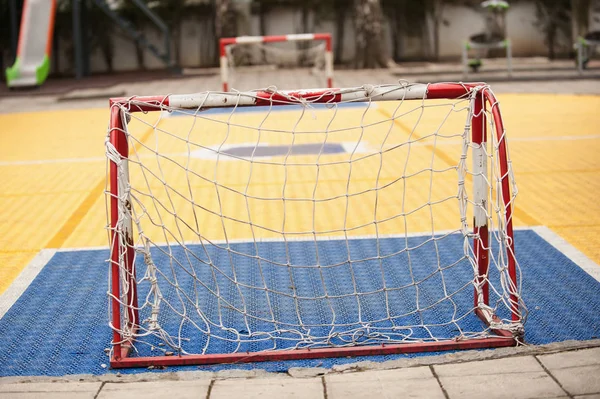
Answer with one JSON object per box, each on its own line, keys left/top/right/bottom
{"left": 106, "top": 82, "right": 524, "bottom": 368}
{"left": 219, "top": 33, "right": 333, "bottom": 92}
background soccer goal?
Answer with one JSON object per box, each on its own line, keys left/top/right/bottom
{"left": 106, "top": 82, "right": 524, "bottom": 369}
{"left": 219, "top": 33, "right": 333, "bottom": 92}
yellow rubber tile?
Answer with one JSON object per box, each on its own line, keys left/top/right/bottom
{"left": 552, "top": 225, "right": 600, "bottom": 264}
{"left": 0, "top": 108, "right": 108, "bottom": 293}
{"left": 0, "top": 250, "right": 38, "bottom": 293}
{"left": 0, "top": 108, "right": 109, "bottom": 162}
{"left": 497, "top": 94, "right": 600, "bottom": 264}
{"left": 1, "top": 92, "right": 600, "bottom": 297}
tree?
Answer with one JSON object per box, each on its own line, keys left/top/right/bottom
{"left": 571, "top": 0, "right": 591, "bottom": 41}
{"left": 333, "top": 0, "right": 348, "bottom": 63}
{"left": 425, "top": 0, "right": 444, "bottom": 61}
{"left": 354, "top": 0, "right": 393, "bottom": 68}
{"left": 533, "top": 0, "right": 572, "bottom": 60}
{"left": 149, "top": 0, "right": 186, "bottom": 68}
{"left": 215, "top": 0, "right": 238, "bottom": 39}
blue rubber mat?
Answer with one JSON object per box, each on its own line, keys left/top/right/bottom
{"left": 0, "top": 229, "right": 599, "bottom": 377}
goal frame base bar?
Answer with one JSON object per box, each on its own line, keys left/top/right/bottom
{"left": 111, "top": 335, "right": 516, "bottom": 369}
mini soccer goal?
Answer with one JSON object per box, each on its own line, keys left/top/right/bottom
{"left": 106, "top": 82, "right": 524, "bottom": 369}
{"left": 219, "top": 33, "right": 333, "bottom": 92}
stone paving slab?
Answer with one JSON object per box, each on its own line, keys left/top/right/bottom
{"left": 549, "top": 364, "right": 600, "bottom": 396}
{"left": 538, "top": 347, "right": 600, "bottom": 369}
{"left": 538, "top": 347, "right": 600, "bottom": 396}
{"left": 434, "top": 356, "right": 567, "bottom": 399}
{"left": 325, "top": 367, "right": 444, "bottom": 399}
{"left": 211, "top": 376, "right": 323, "bottom": 399}
{"left": 0, "top": 382, "right": 101, "bottom": 399}
{"left": 2, "top": 344, "right": 600, "bottom": 398}
{"left": 97, "top": 380, "right": 211, "bottom": 399}
{"left": 0, "top": 393, "right": 96, "bottom": 399}
{"left": 434, "top": 355, "right": 544, "bottom": 376}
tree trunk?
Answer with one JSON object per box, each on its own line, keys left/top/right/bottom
{"left": 390, "top": 4, "right": 400, "bottom": 61}
{"left": 258, "top": 2, "right": 267, "bottom": 63}
{"left": 432, "top": 0, "right": 443, "bottom": 61}
{"left": 548, "top": 23, "right": 557, "bottom": 60}
{"left": 299, "top": 1, "right": 310, "bottom": 65}
{"left": 172, "top": 24, "right": 182, "bottom": 68}
{"left": 135, "top": 41, "right": 146, "bottom": 70}
{"left": 353, "top": 0, "right": 390, "bottom": 69}
{"left": 101, "top": 38, "right": 114, "bottom": 73}
{"left": 334, "top": 0, "right": 346, "bottom": 64}
{"left": 571, "top": 0, "right": 591, "bottom": 41}
{"left": 215, "top": 0, "right": 237, "bottom": 39}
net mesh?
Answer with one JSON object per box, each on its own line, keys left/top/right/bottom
{"left": 106, "top": 84, "right": 524, "bottom": 359}
{"left": 225, "top": 41, "right": 326, "bottom": 90}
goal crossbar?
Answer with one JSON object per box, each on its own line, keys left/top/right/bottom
{"left": 219, "top": 33, "right": 333, "bottom": 91}
{"left": 107, "top": 82, "right": 521, "bottom": 369}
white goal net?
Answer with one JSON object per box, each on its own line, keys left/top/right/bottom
{"left": 106, "top": 83, "right": 524, "bottom": 367}
{"left": 220, "top": 34, "right": 333, "bottom": 92}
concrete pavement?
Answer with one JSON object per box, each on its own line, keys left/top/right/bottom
{"left": 1, "top": 340, "right": 599, "bottom": 399}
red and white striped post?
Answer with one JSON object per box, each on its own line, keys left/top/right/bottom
{"left": 219, "top": 33, "right": 333, "bottom": 92}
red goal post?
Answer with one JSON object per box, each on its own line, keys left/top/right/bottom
{"left": 107, "top": 82, "right": 522, "bottom": 369}
{"left": 219, "top": 33, "right": 333, "bottom": 92}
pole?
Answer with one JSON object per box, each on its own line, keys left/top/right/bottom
{"left": 72, "top": 0, "right": 84, "bottom": 79}
{"left": 9, "top": 0, "right": 19, "bottom": 60}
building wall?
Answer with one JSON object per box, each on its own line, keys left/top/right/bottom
{"left": 53, "top": 0, "right": 561, "bottom": 75}
{"left": 438, "top": 2, "right": 546, "bottom": 59}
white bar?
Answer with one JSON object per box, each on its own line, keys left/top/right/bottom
{"left": 234, "top": 36, "right": 264, "bottom": 44}
{"left": 338, "top": 84, "right": 428, "bottom": 102}
{"left": 220, "top": 55, "right": 228, "bottom": 86}
{"left": 472, "top": 143, "right": 488, "bottom": 227}
{"left": 325, "top": 51, "right": 333, "bottom": 79}
{"left": 169, "top": 92, "right": 258, "bottom": 109}
{"left": 285, "top": 34, "right": 315, "bottom": 41}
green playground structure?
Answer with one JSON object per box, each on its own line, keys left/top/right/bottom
{"left": 5, "top": 0, "right": 57, "bottom": 88}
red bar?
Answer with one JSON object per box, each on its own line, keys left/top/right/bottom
{"left": 253, "top": 90, "right": 342, "bottom": 107}
{"left": 314, "top": 33, "right": 332, "bottom": 50}
{"left": 111, "top": 336, "right": 516, "bottom": 368}
{"left": 220, "top": 37, "right": 236, "bottom": 47}
{"left": 109, "top": 105, "right": 139, "bottom": 362}
{"left": 109, "top": 106, "right": 124, "bottom": 361}
{"left": 472, "top": 92, "right": 489, "bottom": 308}
{"left": 484, "top": 89, "right": 519, "bottom": 322}
{"left": 474, "top": 309, "right": 513, "bottom": 338}
{"left": 262, "top": 35, "right": 289, "bottom": 43}
{"left": 425, "top": 83, "right": 479, "bottom": 100}
{"left": 219, "top": 39, "right": 228, "bottom": 57}
{"left": 110, "top": 96, "right": 170, "bottom": 113}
